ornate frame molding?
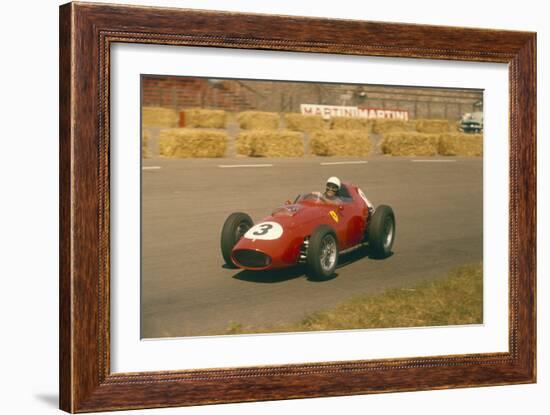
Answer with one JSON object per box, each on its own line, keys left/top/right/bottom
{"left": 60, "top": 3, "right": 536, "bottom": 412}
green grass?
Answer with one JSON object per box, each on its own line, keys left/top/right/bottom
{"left": 225, "top": 263, "right": 483, "bottom": 335}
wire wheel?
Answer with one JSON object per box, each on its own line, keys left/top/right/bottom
{"left": 306, "top": 225, "right": 339, "bottom": 281}
{"left": 319, "top": 235, "right": 337, "bottom": 273}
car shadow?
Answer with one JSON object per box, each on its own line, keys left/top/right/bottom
{"left": 367, "top": 251, "right": 395, "bottom": 261}
{"left": 230, "top": 248, "right": 394, "bottom": 283}
{"left": 222, "top": 263, "right": 238, "bottom": 270}
{"left": 232, "top": 266, "right": 307, "bottom": 283}
{"left": 305, "top": 272, "right": 339, "bottom": 283}
{"left": 337, "top": 246, "right": 395, "bottom": 267}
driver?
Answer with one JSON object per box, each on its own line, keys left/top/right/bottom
{"left": 324, "top": 176, "right": 376, "bottom": 217}
{"left": 324, "top": 176, "right": 343, "bottom": 203}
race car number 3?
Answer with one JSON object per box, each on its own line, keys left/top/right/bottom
{"left": 244, "top": 221, "right": 283, "bottom": 240}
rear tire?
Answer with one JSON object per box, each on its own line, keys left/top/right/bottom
{"left": 307, "top": 225, "right": 339, "bottom": 281}
{"left": 368, "top": 205, "right": 396, "bottom": 258}
{"left": 221, "top": 212, "right": 253, "bottom": 267}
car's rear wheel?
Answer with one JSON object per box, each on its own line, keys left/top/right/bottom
{"left": 368, "top": 205, "right": 395, "bottom": 258}
{"left": 307, "top": 225, "right": 339, "bottom": 281}
{"left": 220, "top": 212, "right": 253, "bottom": 267}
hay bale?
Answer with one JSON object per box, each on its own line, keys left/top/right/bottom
{"left": 330, "top": 117, "right": 372, "bottom": 131}
{"left": 438, "top": 133, "right": 483, "bottom": 156}
{"left": 310, "top": 130, "right": 372, "bottom": 156}
{"left": 416, "top": 119, "right": 452, "bottom": 134}
{"left": 450, "top": 120, "right": 461, "bottom": 132}
{"left": 381, "top": 133, "right": 440, "bottom": 156}
{"left": 284, "top": 113, "right": 326, "bottom": 132}
{"left": 372, "top": 119, "right": 416, "bottom": 134}
{"left": 142, "top": 107, "right": 178, "bottom": 128}
{"left": 237, "top": 111, "right": 279, "bottom": 130}
{"left": 142, "top": 130, "right": 150, "bottom": 158}
{"left": 159, "top": 129, "right": 227, "bottom": 158}
{"left": 236, "top": 130, "right": 304, "bottom": 157}
{"left": 184, "top": 108, "right": 226, "bottom": 128}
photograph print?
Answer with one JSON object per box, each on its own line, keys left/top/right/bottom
{"left": 140, "top": 76, "right": 483, "bottom": 338}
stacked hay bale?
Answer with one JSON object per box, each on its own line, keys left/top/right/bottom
{"left": 415, "top": 119, "right": 453, "bottom": 134}
{"left": 142, "top": 107, "right": 179, "bottom": 128}
{"left": 237, "top": 111, "right": 279, "bottom": 130}
{"left": 183, "top": 108, "right": 227, "bottom": 128}
{"left": 310, "top": 130, "right": 372, "bottom": 156}
{"left": 450, "top": 120, "right": 461, "bottom": 132}
{"left": 159, "top": 129, "right": 227, "bottom": 158}
{"left": 438, "top": 133, "right": 483, "bottom": 156}
{"left": 284, "top": 113, "right": 326, "bottom": 133}
{"left": 153, "top": 108, "right": 229, "bottom": 158}
{"left": 330, "top": 117, "right": 372, "bottom": 131}
{"left": 372, "top": 119, "right": 416, "bottom": 134}
{"left": 381, "top": 131, "right": 483, "bottom": 157}
{"left": 381, "top": 133, "right": 440, "bottom": 156}
{"left": 236, "top": 131, "right": 304, "bottom": 157}
{"left": 142, "top": 130, "right": 150, "bottom": 158}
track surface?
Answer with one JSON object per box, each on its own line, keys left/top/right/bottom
{"left": 141, "top": 156, "right": 482, "bottom": 338}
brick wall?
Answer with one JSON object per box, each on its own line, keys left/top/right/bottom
{"left": 142, "top": 76, "right": 260, "bottom": 111}
{"left": 142, "top": 76, "right": 483, "bottom": 120}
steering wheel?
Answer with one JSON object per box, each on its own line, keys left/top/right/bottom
{"left": 301, "top": 192, "right": 328, "bottom": 203}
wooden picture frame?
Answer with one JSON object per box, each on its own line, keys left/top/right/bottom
{"left": 59, "top": 2, "right": 536, "bottom": 412}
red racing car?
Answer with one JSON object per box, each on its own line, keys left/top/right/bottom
{"left": 220, "top": 182, "right": 395, "bottom": 280}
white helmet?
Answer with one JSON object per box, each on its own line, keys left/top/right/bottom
{"left": 326, "top": 176, "right": 341, "bottom": 190}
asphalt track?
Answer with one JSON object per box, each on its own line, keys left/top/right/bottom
{"left": 141, "top": 156, "right": 483, "bottom": 338}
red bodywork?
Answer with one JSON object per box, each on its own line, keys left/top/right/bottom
{"left": 231, "top": 182, "right": 370, "bottom": 270}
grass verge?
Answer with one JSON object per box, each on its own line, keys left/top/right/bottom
{"left": 226, "top": 263, "right": 483, "bottom": 335}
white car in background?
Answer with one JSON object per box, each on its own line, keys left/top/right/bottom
{"left": 459, "top": 111, "right": 483, "bottom": 133}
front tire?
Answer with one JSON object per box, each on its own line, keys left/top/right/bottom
{"left": 368, "top": 205, "right": 395, "bottom": 258}
{"left": 307, "top": 225, "right": 339, "bottom": 281}
{"left": 220, "top": 212, "right": 253, "bottom": 267}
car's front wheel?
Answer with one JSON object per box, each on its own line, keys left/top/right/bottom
{"left": 220, "top": 212, "right": 253, "bottom": 267}
{"left": 307, "top": 225, "right": 339, "bottom": 281}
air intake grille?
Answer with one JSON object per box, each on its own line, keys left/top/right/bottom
{"left": 233, "top": 250, "right": 271, "bottom": 268}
